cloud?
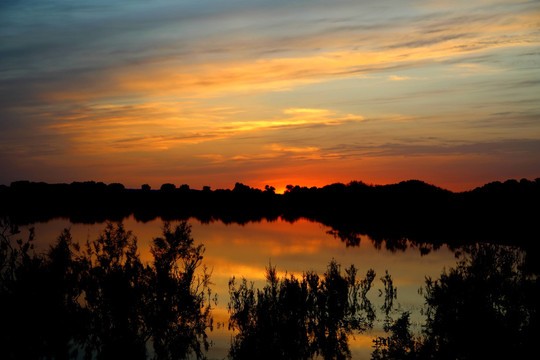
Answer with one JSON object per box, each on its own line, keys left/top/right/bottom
{"left": 325, "top": 138, "right": 540, "bottom": 158}
{"left": 2, "top": 0, "right": 538, "bottom": 108}
{"left": 1, "top": 0, "right": 539, "bottom": 189}
{"left": 37, "top": 103, "right": 364, "bottom": 156}
{"left": 269, "top": 144, "right": 320, "bottom": 153}
{"left": 388, "top": 75, "right": 412, "bottom": 81}
{"left": 283, "top": 108, "right": 331, "bottom": 116}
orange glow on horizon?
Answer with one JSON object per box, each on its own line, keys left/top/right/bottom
{"left": 2, "top": 0, "right": 538, "bottom": 195}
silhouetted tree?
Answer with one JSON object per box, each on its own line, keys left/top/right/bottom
{"left": 228, "top": 260, "right": 376, "bottom": 360}
{"left": 0, "top": 219, "right": 214, "bottom": 360}
{"left": 178, "top": 184, "right": 190, "bottom": 192}
{"left": 420, "top": 244, "right": 538, "bottom": 359}
{"left": 233, "top": 183, "right": 251, "bottom": 193}
{"left": 148, "top": 222, "right": 215, "bottom": 360}
{"left": 371, "top": 244, "right": 539, "bottom": 360}
{"left": 160, "top": 183, "right": 176, "bottom": 192}
{"left": 79, "top": 223, "right": 148, "bottom": 359}
{"left": 107, "top": 183, "right": 125, "bottom": 192}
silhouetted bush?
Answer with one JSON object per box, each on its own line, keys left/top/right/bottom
{"left": 0, "top": 218, "right": 213, "bottom": 360}
{"left": 228, "top": 261, "right": 376, "bottom": 360}
{"left": 371, "top": 244, "right": 539, "bottom": 360}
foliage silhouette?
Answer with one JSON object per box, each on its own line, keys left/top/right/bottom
{"left": 228, "top": 261, "right": 376, "bottom": 360}
{"left": 371, "top": 244, "right": 539, "bottom": 360}
{"left": 0, "top": 218, "right": 85, "bottom": 359}
{"left": 2, "top": 214, "right": 539, "bottom": 359}
{"left": 371, "top": 312, "right": 420, "bottom": 360}
{"left": 0, "top": 218, "right": 214, "bottom": 360}
{"left": 148, "top": 222, "right": 215, "bottom": 360}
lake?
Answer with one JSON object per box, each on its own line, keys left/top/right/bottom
{"left": 20, "top": 216, "right": 459, "bottom": 359}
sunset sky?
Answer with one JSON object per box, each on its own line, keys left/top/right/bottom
{"left": 1, "top": 0, "right": 539, "bottom": 192}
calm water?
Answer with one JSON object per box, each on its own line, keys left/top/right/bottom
{"left": 22, "top": 216, "right": 458, "bottom": 359}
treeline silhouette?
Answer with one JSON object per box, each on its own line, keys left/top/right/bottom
{"left": 1, "top": 178, "right": 539, "bottom": 254}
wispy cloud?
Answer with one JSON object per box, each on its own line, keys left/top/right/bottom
{"left": 1, "top": 0, "right": 539, "bottom": 189}
{"left": 39, "top": 105, "right": 364, "bottom": 155}
{"left": 2, "top": 0, "right": 538, "bottom": 107}
{"left": 324, "top": 138, "right": 540, "bottom": 159}
{"left": 269, "top": 144, "right": 320, "bottom": 153}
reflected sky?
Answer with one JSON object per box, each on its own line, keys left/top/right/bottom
{"left": 24, "top": 217, "right": 457, "bottom": 359}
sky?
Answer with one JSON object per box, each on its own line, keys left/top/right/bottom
{"left": 1, "top": 0, "right": 539, "bottom": 192}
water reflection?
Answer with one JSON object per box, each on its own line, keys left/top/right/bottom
{"left": 228, "top": 261, "right": 377, "bottom": 360}
{"left": 0, "top": 219, "right": 213, "bottom": 360}
{"left": 1, "top": 217, "right": 536, "bottom": 359}
{"left": 2, "top": 217, "right": 459, "bottom": 359}
{"left": 372, "top": 244, "right": 539, "bottom": 360}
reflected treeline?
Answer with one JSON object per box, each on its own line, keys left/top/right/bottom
{"left": 372, "top": 244, "right": 539, "bottom": 360}
{"left": 1, "top": 219, "right": 538, "bottom": 359}
{"left": 228, "top": 261, "right": 376, "bottom": 360}
{"left": 0, "top": 218, "right": 214, "bottom": 360}
{"left": 2, "top": 179, "right": 540, "bottom": 254}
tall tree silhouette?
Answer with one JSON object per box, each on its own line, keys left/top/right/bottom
{"left": 147, "top": 222, "right": 215, "bottom": 360}
{"left": 79, "top": 223, "right": 149, "bottom": 359}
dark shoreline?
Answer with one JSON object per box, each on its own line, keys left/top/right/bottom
{"left": 2, "top": 178, "right": 539, "bottom": 254}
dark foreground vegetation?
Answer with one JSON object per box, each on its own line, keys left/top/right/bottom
{"left": 371, "top": 244, "right": 539, "bottom": 360}
{"left": 0, "top": 219, "right": 214, "bottom": 360}
{"left": 228, "top": 261, "right": 378, "bottom": 360}
{"left": 1, "top": 219, "right": 537, "bottom": 359}
{"left": 1, "top": 178, "right": 539, "bottom": 255}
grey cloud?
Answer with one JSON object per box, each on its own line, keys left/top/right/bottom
{"left": 325, "top": 139, "right": 540, "bottom": 158}
{"left": 386, "top": 34, "right": 468, "bottom": 49}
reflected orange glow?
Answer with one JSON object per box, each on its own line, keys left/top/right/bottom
{"left": 24, "top": 216, "right": 459, "bottom": 358}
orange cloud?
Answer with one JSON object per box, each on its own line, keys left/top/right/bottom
{"left": 46, "top": 104, "right": 365, "bottom": 155}
{"left": 37, "top": 7, "right": 538, "bottom": 105}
